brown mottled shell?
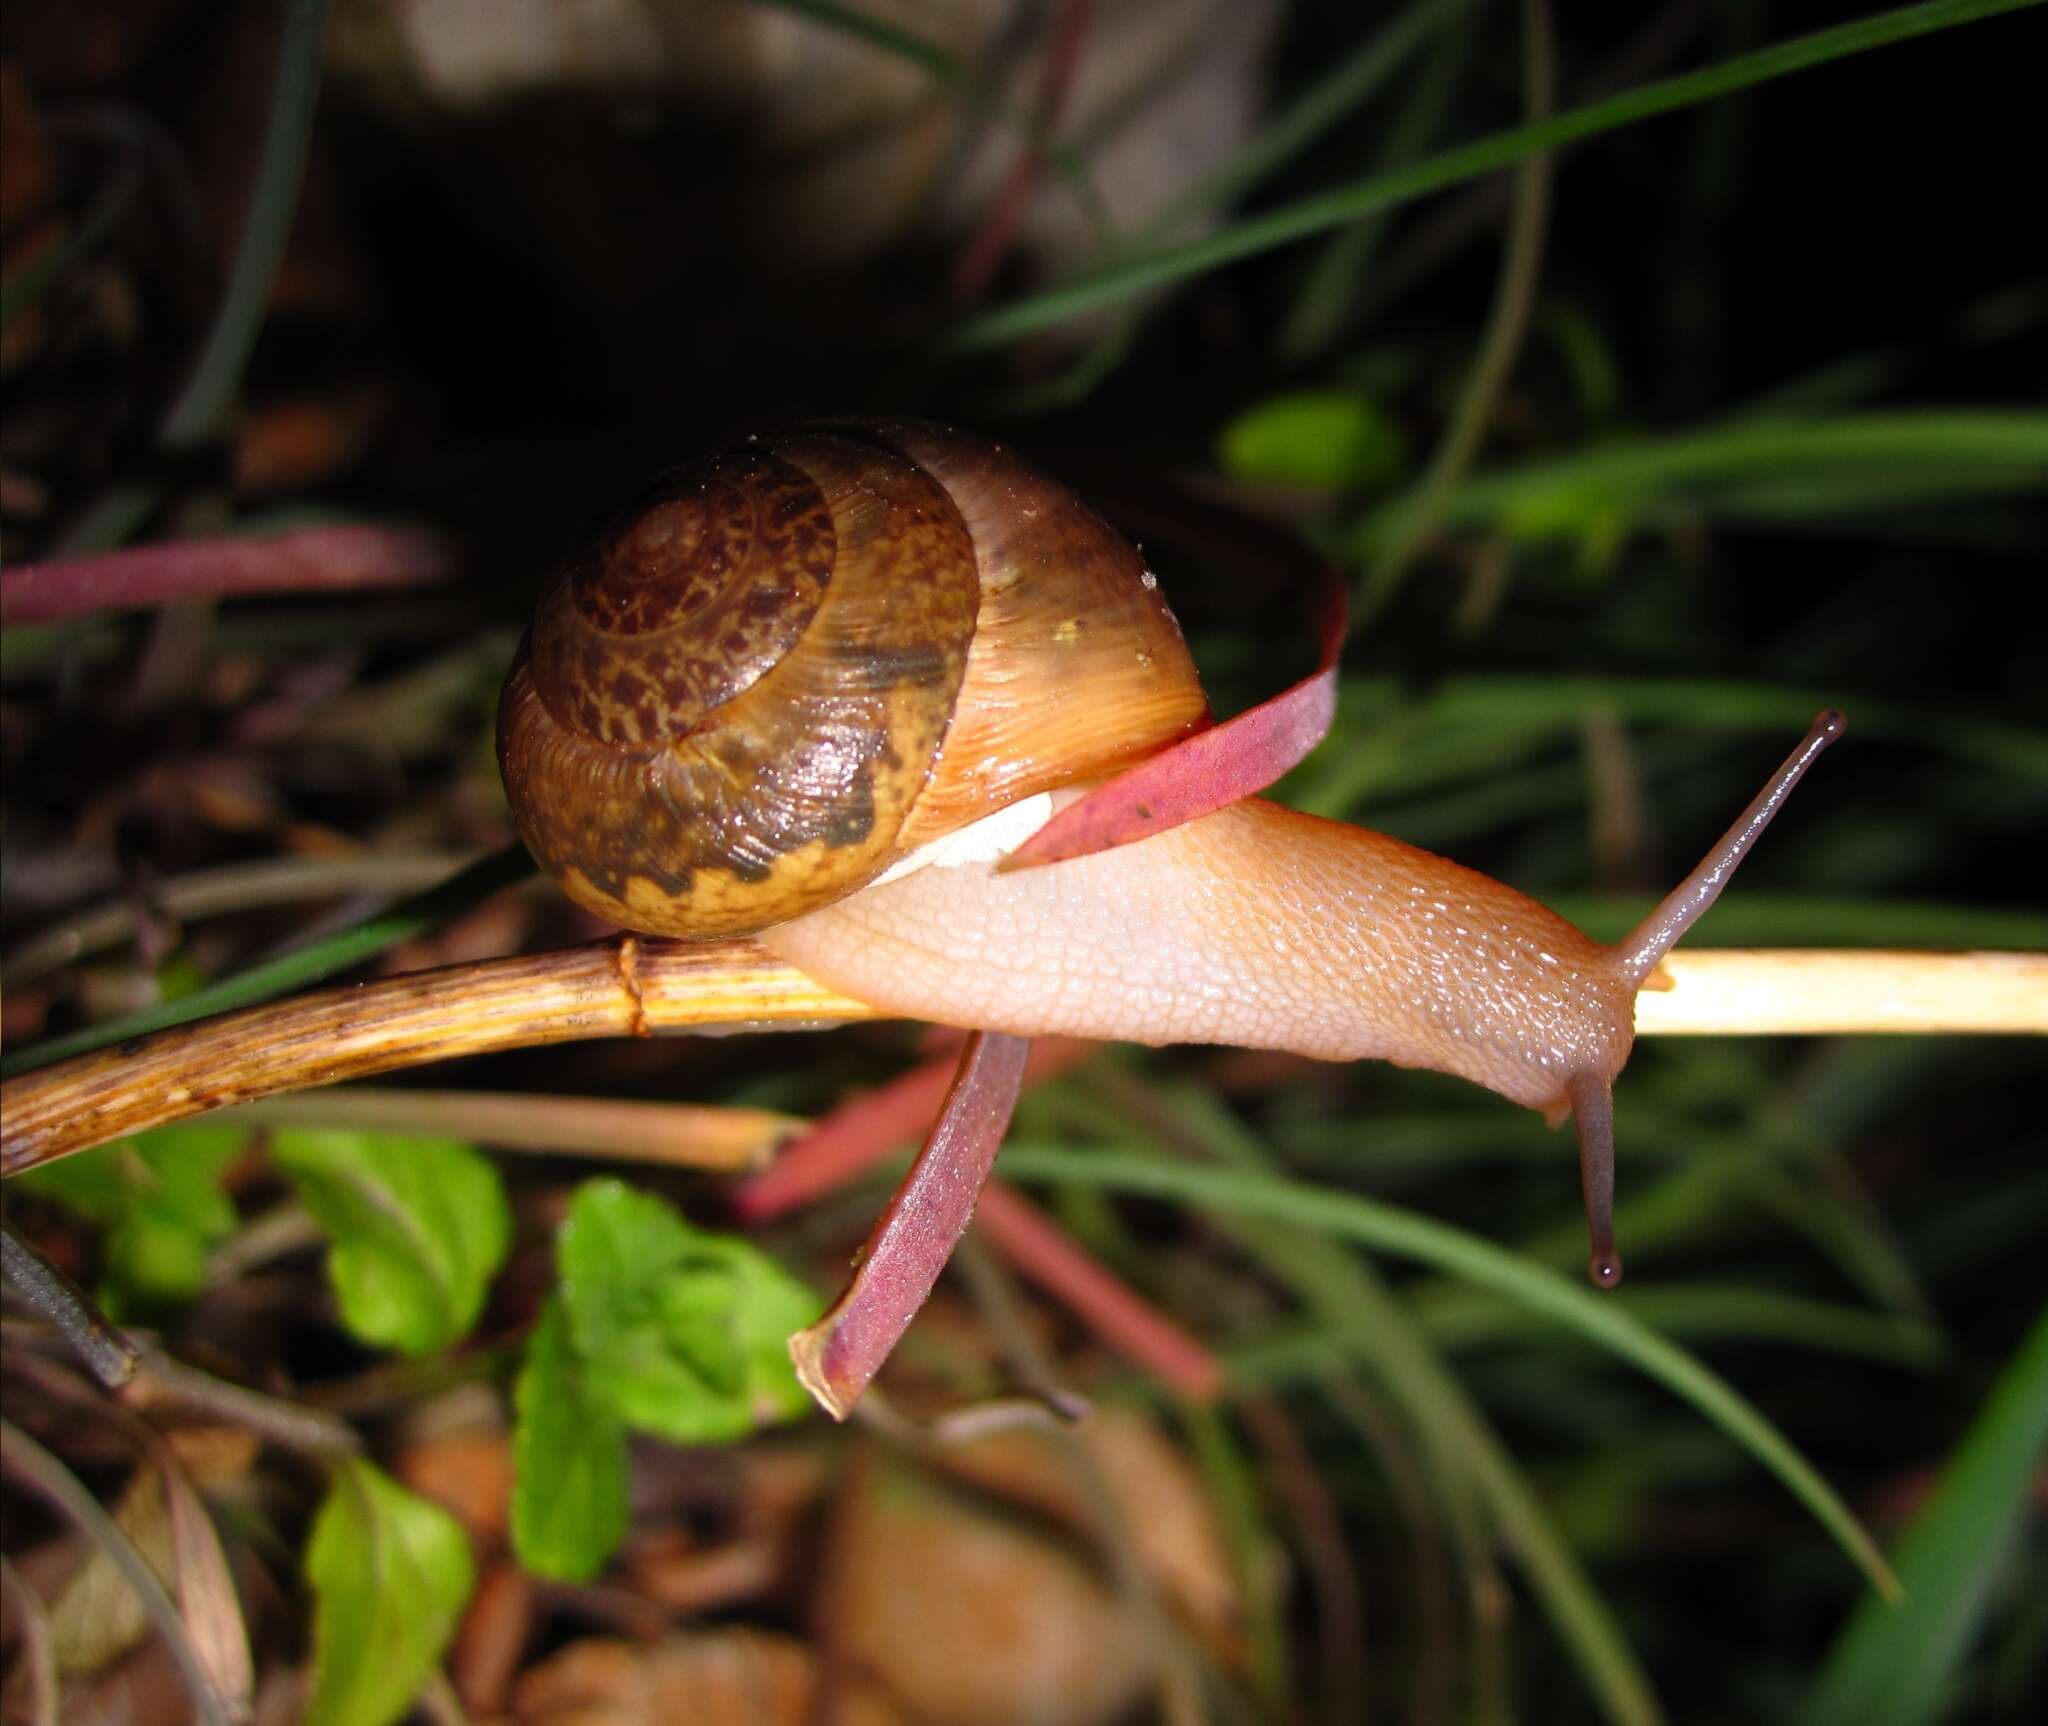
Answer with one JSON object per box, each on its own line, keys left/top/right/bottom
{"left": 498, "top": 422, "right": 1210, "bottom": 938}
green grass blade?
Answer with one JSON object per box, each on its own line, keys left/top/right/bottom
{"left": 162, "top": 0, "right": 332, "bottom": 449}
{"left": 1413, "top": 1281, "right": 1945, "bottom": 1368}
{"left": 999, "top": 1144, "right": 1902, "bottom": 1602}
{"left": 0, "top": 846, "right": 532, "bottom": 1079}
{"left": 1132, "top": 0, "right": 1459, "bottom": 249}
{"left": 1060, "top": 1076, "right": 1662, "bottom": 1721}
{"left": 954, "top": 1, "right": 1459, "bottom": 416}
{"left": 1542, "top": 893, "right": 2048, "bottom": 951}
{"left": 1291, "top": 673, "right": 2048, "bottom": 815}
{"left": 1357, "top": 411, "right": 2048, "bottom": 549}
{"left": 1279, "top": 17, "right": 1473, "bottom": 362}
{"left": 945, "top": 0, "right": 2041, "bottom": 350}
{"left": 1796, "top": 1303, "right": 2048, "bottom": 1726}
{"left": 1246, "top": 1228, "right": 1662, "bottom": 1725}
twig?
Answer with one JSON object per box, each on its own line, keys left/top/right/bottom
{"left": 1630, "top": 949, "right": 2048, "bottom": 1036}
{"left": 1, "top": 845, "right": 536, "bottom": 1080}
{"left": 2, "top": 946, "right": 2040, "bottom": 1176}
{"left": 220, "top": 1087, "right": 800, "bottom": 1171}
{"left": 1, "top": 1222, "right": 141, "bottom": 1387}
{"left": 1, "top": 851, "right": 475, "bottom": 987}
{"left": 0, "top": 523, "right": 454, "bottom": 626}
{"left": 0, "top": 936, "right": 870, "bottom": 1174}
{"left": 123, "top": 1347, "right": 362, "bottom": 1457}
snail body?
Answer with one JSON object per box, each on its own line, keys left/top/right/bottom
{"left": 500, "top": 417, "right": 1841, "bottom": 1290}
{"left": 761, "top": 794, "right": 1633, "bottom": 1114}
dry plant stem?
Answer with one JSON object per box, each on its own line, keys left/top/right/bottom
{"left": 1, "top": 1222, "right": 141, "bottom": 1387}
{"left": 3, "top": 944, "right": 2042, "bottom": 1176}
{"left": 791, "top": 1033, "right": 1033, "bottom": 1418}
{"left": 0, "top": 523, "right": 453, "bottom": 625}
{"left": 221, "top": 1087, "right": 799, "bottom": 1171}
{"left": 1629, "top": 950, "right": 2048, "bottom": 1035}
{"left": 124, "top": 1348, "right": 362, "bottom": 1457}
{"left": 2, "top": 852, "right": 474, "bottom": 986}
{"left": 0, "top": 936, "right": 873, "bottom": 1175}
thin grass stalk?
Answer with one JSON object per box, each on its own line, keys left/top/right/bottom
{"left": 1360, "top": 0, "right": 1556, "bottom": 618}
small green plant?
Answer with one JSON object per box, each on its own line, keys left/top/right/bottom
{"left": 302, "top": 1458, "right": 472, "bottom": 1726}
{"left": 511, "top": 1179, "right": 821, "bottom": 1580}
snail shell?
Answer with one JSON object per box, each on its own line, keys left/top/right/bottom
{"left": 497, "top": 420, "right": 1210, "bottom": 936}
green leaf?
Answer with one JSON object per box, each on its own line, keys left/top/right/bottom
{"left": 1796, "top": 1302, "right": 2048, "bottom": 1726}
{"left": 557, "top": 1179, "right": 819, "bottom": 1444}
{"left": 303, "top": 1458, "right": 473, "bottom": 1726}
{"left": 270, "top": 1129, "right": 509, "bottom": 1357}
{"left": 510, "top": 1295, "right": 629, "bottom": 1582}
{"left": 1218, "top": 391, "right": 1408, "bottom": 490}
{"left": 14, "top": 1124, "right": 246, "bottom": 1310}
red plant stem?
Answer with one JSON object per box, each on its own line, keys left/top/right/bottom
{"left": 974, "top": 1180, "right": 1223, "bottom": 1401}
{"left": 789, "top": 1032, "right": 1032, "bottom": 1419}
{"left": 0, "top": 523, "right": 454, "bottom": 625}
{"left": 951, "top": 0, "right": 1094, "bottom": 305}
{"left": 731, "top": 1036, "right": 1095, "bottom": 1221}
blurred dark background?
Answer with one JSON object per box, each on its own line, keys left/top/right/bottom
{"left": 2, "top": 3, "right": 2043, "bottom": 1722}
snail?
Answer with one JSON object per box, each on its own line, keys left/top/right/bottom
{"left": 498, "top": 418, "right": 1841, "bottom": 1414}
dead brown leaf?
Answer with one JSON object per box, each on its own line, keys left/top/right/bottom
{"left": 929, "top": 1407, "right": 1240, "bottom": 1651}
{"left": 829, "top": 1464, "right": 1151, "bottom": 1726}
{"left": 509, "top": 1629, "right": 902, "bottom": 1726}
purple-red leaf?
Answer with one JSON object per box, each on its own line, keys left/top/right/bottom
{"left": 731, "top": 1037, "right": 1092, "bottom": 1224}
{"left": 788, "top": 1032, "right": 1032, "bottom": 1419}
{"left": 0, "top": 524, "right": 452, "bottom": 626}
{"left": 1002, "top": 559, "right": 1346, "bottom": 869}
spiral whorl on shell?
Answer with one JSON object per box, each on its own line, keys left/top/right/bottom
{"left": 498, "top": 421, "right": 1210, "bottom": 938}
